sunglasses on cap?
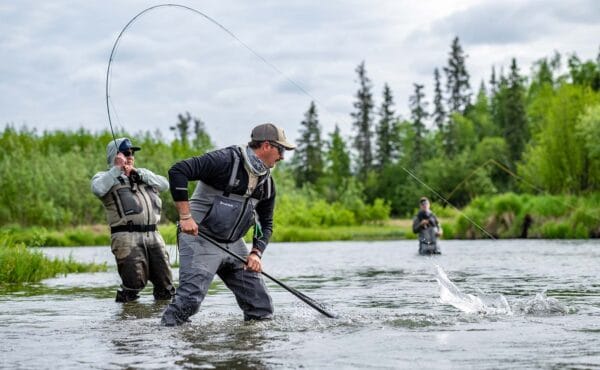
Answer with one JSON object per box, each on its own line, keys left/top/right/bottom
{"left": 120, "top": 150, "right": 135, "bottom": 157}
{"left": 269, "top": 141, "right": 285, "bottom": 155}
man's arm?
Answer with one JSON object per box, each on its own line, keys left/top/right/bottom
{"left": 168, "top": 151, "right": 226, "bottom": 234}
{"left": 253, "top": 179, "right": 275, "bottom": 254}
{"left": 137, "top": 168, "right": 169, "bottom": 192}
{"left": 433, "top": 215, "right": 443, "bottom": 236}
{"left": 90, "top": 167, "right": 122, "bottom": 197}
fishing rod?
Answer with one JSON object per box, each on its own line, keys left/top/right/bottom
{"left": 194, "top": 231, "right": 337, "bottom": 319}
{"left": 104, "top": 3, "right": 322, "bottom": 152}
{"left": 400, "top": 165, "right": 496, "bottom": 240}
{"left": 106, "top": 3, "right": 336, "bottom": 318}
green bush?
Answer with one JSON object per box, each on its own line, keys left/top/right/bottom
{"left": 0, "top": 233, "right": 107, "bottom": 284}
{"left": 492, "top": 192, "right": 522, "bottom": 215}
{"left": 454, "top": 193, "right": 600, "bottom": 239}
{"left": 540, "top": 221, "right": 571, "bottom": 239}
{"left": 526, "top": 195, "right": 570, "bottom": 217}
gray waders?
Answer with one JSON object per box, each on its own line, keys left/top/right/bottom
{"left": 161, "top": 233, "right": 273, "bottom": 325}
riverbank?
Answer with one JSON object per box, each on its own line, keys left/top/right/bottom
{"left": 2, "top": 192, "right": 598, "bottom": 247}
{"left": 2, "top": 191, "right": 595, "bottom": 244}
{"left": 1, "top": 222, "right": 416, "bottom": 247}
{"left": 0, "top": 234, "right": 107, "bottom": 284}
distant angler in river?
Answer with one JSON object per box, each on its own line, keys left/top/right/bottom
{"left": 412, "top": 197, "right": 442, "bottom": 255}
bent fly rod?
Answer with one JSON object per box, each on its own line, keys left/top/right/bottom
{"left": 195, "top": 231, "right": 337, "bottom": 319}
{"left": 105, "top": 3, "right": 320, "bottom": 152}
{"left": 104, "top": 3, "right": 336, "bottom": 317}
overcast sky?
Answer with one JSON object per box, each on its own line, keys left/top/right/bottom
{"left": 1, "top": 0, "right": 599, "bottom": 148}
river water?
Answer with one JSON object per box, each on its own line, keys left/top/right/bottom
{"left": 1, "top": 240, "right": 599, "bottom": 369}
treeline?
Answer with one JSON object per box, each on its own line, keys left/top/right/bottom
{"left": 2, "top": 38, "right": 600, "bottom": 230}
{"left": 289, "top": 38, "right": 600, "bottom": 216}
{"left": 0, "top": 114, "right": 388, "bottom": 228}
{"left": 0, "top": 113, "right": 214, "bottom": 227}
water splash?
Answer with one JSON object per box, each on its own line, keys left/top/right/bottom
{"left": 434, "top": 265, "right": 512, "bottom": 315}
{"left": 512, "top": 292, "right": 569, "bottom": 315}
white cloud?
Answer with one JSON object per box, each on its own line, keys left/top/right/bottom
{"left": 1, "top": 0, "right": 599, "bottom": 149}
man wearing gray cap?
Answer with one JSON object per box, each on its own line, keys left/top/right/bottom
{"left": 161, "top": 123, "right": 295, "bottom": 326}
{"left": 91, "top": 137, "right": 175, "bottom": 302}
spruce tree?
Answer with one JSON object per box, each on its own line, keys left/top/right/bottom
{"left": 375, "top": 83, "right": 396, "bottom": 168}
{"left": 409, "top": 83, "right": 428, "bottom": 165}
{"left": 432, "top": 68, "right": 445, "bottom": 132}
{"left": 444, "top": 36, "right": 471, "bottom": 114}
{"left": 325, "top": 124, "right": 351, "bottom": 188}
{"left": 489, "top": 66, "right": 498, "bottom": 97}
{"left": 292, "top": 101, "right": 324, "bottom": 186}
{"left": 351, "top": 61, "right": 374, "bottom": 180}
{"left": 192, "top": 116, "right": 213, "bottom": 152}
{"left": 171, "top": 112, "right": 191, "bottom": 146}
{"left": 503, "top": 58, "right": 528, "bottom": 163}
{"left": 468, "top": 81, "right": 495, "bottom": 139}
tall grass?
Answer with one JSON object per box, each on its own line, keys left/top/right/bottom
{"left": 454, "top": 193, "right": 600, "bottom": 239}
{"left": 0, "top": 234, "right": 107, "bottom": 284}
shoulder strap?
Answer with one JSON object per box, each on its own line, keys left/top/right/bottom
{"left": 223, "top": 148, "right": 240, "bottom": 197}
{"left": 254, "top": 171, "right": 272, "bottom": 199}
{"left": 266, "top": 176, "right": 272, "bottom": 198}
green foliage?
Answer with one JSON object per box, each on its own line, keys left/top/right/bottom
{"left": 444, "top": 36, "right": 471, "bottom": 114}
{"left": 0, "top": 126, "right": 214, "bottom": 227}
{"left": 503, "top": 58, "right": 529, "bottom": 163}
{"left": 467, "top": 83, "right": 497, "bottom": 139}
{"left": 454, "top": 193, "right": 600, "bottom": 239}
{"left": 3, "top": 48, "right": 600, "bottom": 231}
{"left": 375, "top": 83, "right": 396, "bottom": 168}
{"left": 291, "top": 101, "right": 324, "bottom": 186}
{"left": 492, "top": 192, "right": 522, "bottom": 214}
{"left": 409, "top": 83, "right": 428, "bottom": 165}
{"left": 0, "top": 233, "right": 106, "bottom": 284}
{"left": 351, "top": 61, "right": 375, "bottom": 180}
{"left": 568, "top": 54, "right": 600, "bottom": 91}
{"left": 518, "top": 85, "right": 600, "bottom": 193}
{"left": 575, "top": 104, "right": 600, "bottom": 161}
{"left": 538, "top": 221, "right": 587, "bottom": 239}
{"left": 273, "top": 224, "right": 405, "bottom": 242}
{"left": 432, "top": 68, "right": 446, "bottom": 131}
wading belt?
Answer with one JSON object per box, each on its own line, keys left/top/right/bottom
{"left": 111, "top": 223, "right": 157, "bottom": 234}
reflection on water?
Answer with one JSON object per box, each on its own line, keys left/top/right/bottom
{"left": 1, "top": 240, "right": 600, "bottom": 369}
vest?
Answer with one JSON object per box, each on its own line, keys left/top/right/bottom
{"left": 100, "top": 176, "right": 163, "bottom": 228}
{"left": 190, "top": 147, "right": 271, "bottom": 242}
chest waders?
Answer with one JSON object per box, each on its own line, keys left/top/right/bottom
{"left": 100, "top": 176, "right": 174, "bottom": 302}
{"left": 100, "top": 175, "right": 163, "bottom": 230}
{"left": 190, "top": 148, "right": 270, "bottom": 243}
{"left": 162, "top": 149, "right": 276, "bottom": 325}
{"left": 419, "top": 226, "right": 441, "bottom": 255}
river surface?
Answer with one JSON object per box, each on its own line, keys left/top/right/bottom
{"left": 1, "top": 240, "right": 599, "bottom": 369}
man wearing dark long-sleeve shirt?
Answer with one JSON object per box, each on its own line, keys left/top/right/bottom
{"left": 161, "top": 123, "right": 295, "bottom": 326}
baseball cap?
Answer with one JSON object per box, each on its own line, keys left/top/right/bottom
{"left": 118, "top": 138, "right": 141, "bottom": 153}
{"left": 251, "top": 123, "right": 296, "bottom": 150}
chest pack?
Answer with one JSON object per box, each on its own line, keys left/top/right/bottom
{"left": 195, "top": 148, "right": 271, "bottom": 242}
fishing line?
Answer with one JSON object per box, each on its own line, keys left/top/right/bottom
{"left": 400, "top": 165, "right": 496, "bottom": 240}
{"left": 104, "top": 4, "right": 497, "bottom": 244}
{"left": 105, "top": 3, "right": 323, "bottom": 151}
{"left": 104, "top": 3, "right": 339, "bottom": 317}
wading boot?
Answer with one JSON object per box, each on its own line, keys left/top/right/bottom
{"left": 153, "top": 287, "right": 175, "bottom": 301}
{"left": 115, "top": 289, "right": 139, "bottom": 303}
